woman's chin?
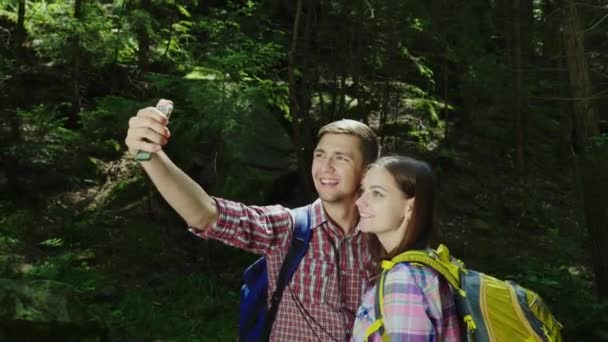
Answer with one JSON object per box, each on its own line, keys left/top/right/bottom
{"left": 358, "top": 225, "right": 372, "bottom": 233}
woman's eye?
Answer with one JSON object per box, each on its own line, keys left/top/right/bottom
{"left": 373, "top": 191, "right": 384, "bottom": 198}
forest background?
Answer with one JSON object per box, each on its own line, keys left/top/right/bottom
{"left": 1, "top": 0, "right": 607, "bottom": 341}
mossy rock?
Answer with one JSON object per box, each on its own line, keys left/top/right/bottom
{"left": 0, "top": 278, "right": 106, "bottom": 341}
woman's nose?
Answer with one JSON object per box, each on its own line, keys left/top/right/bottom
{"left": 355, "top": 195, "right": 365, "bottom": 208}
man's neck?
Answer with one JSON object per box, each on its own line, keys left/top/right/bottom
{"left": 322, "top": 200, "right": 359, "bottom": 234}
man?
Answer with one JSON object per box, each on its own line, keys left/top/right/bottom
{"left": 124, "top": 99, "right": 380, "bottom": 341}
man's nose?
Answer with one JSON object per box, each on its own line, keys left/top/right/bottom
{"left": 321, "top": 157, "right": 334, "bottom": 171}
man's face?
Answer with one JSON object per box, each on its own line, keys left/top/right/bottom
{"left": 311, "top": 133, "right": 365, "bottom": 204}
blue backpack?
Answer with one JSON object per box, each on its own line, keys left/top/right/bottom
{"left": 239, "top": 206, "right": 312, "bottom": 342}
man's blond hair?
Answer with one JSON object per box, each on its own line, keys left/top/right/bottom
{"left": 318, "top": 119, "right": 379, "bottom": 165}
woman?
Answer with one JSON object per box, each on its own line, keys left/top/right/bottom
{"left": 351, "top": 156, "right": 461, "bottom": 341}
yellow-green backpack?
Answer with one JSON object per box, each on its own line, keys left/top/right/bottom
{"left": 365, "top": 244, "right": 563, "bottom": 342}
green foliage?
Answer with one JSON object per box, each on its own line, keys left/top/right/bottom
{"left": 25, "top": 251, "right": 77, "bottom": 281}
{"left": 589, "top": 133, "right": 608, "bottom": 149}
{"left": 165, "top": 69, "right": 293, "bottom": 200}
{"left": 25, "top": 2, "right": 111, "bottom": 63}
{"left": 254, "top": 78, "right": 290, "bottom": 118}
{"left": 0, "top": 236, "right": 20, "bottom": 252}
{"left": 15, "top": 105, "right": 79, "bottom": 161}
{"left": 0, "top": 202, "right": 29, "bottom": 233}
{"left": 193, "top": 2, "right": 286, "bottom": 78}
{"left": 39, "top": 237, "right": 64, "bottom": 248}
{"left": 88, "top": 274, "right": 238, "bottom": 341}
{"left": 79, "top": 96, "right": 145, "bottom": 159}
{"left": 1, "top": 106, "right": 82, "bottom": 189}
{"left": 395, "top": 83, "right": 449, "bottom": 150}
{"left": 103, "top": 177, "right": 148, "bottom": 210}
{"left": 464, "top": 54, "right": 509, "bottom": 103}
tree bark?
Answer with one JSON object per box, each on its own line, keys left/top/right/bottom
{"left": 561, "top": 2, "right": 600, "bottom": 147}
{"left": 330, "top": 73, "right": 338, "bottom": 121}
{"left": 561, "top": 0, "right": 608, "bottom": 300}
{"left": 137, "top": 0, "right": 151, "bottom": 73}
{"left": 512, "top": 0, "right": 525, "bottom": 172}
{"left": 5, "top": 0, "right": 27, "bottom": 197}
{"left": 378, "top": 79, "right": 389, "bottom": 146}
{"left": 68, "top": 0, "right": 83, "bottom": 129}
{"left": 288, "top": 0, "right": 314, "bottom": 201}
{"left": 15, "top": 0, "right": 25, "bottom": 62}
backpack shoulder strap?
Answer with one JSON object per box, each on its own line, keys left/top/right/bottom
{"left": 365, "top": 247, "right": 465, "bottom": 341}
{"left": 274, "top": 206, "right": 312, "bottom": 286}
{"left": 292, "top": 206, "right": 313, "bottom": 245}
{"left": 364, "top": 267, "right": 391, "bottom": 341}
{"left": 389, "top": 249, "right": 464, "bottom": 294}
{"left": 262, "top": 206, "right": 312, "bottom": 339}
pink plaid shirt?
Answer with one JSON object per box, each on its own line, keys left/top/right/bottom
{"left": 190, "top": 198, "right": 374, "bottom": 341}
{"left": 351, "top": 263, "right": 461, "bottom": 341}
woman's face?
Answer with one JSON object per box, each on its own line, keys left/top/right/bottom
{"left": 356, "top": 166, "right": 413, "bottom": 243}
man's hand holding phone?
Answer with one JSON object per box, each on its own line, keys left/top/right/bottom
{"left": 125, "top": 99, "right": 174, "bottom": 161}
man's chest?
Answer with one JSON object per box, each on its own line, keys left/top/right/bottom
{"left": 270, "top": 227, "right": 372, "bottom": 307}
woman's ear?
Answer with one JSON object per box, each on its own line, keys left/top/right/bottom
{"left": 402, "top": 197, "right": 414, "bottom": 220}
{"left": 407, "top": 198, "right": 414, "bottom": 213}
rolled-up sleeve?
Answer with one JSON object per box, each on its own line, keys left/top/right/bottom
{"left": 189, "top": 197, "right": 293, "bottom": 255}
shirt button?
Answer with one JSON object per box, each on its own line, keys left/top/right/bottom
{"left": 341, "top": 270, "right": 347, "bottom": 275}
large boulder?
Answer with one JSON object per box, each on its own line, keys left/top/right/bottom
{"left": 0, "top": 278, "right": 106, "bottom": 341}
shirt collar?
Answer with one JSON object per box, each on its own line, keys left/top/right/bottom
{"left": 309, "top": 198, "right": 326, "bottom": 229}
{"left": 310, "top": 198, "right": 363, "bottom": 239}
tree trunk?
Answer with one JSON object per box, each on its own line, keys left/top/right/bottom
{"left": 561, "top": 0, "right": 608, "bottom": 300}
{"left": 542, "top": 0, "right": 561, "bottom": 58}
{"left": 512, "top": 0, "right": 525, "bottom": 172}
{"left": 561, "top": 4, "right": 600, "bottom": 147}
{"left": 380, "top": 79, "right": 390, "bottom": 144}
{"left": 68, "top": 0, "right": 83, "bottom": 129}
{"left": 15, "top": 0, "right": 25, "bottom": 62}
{"left": 330, "top": 73, "right": 338, "bottom": 121}
{"left": 288, "top": 0, "right": 314, "bottom": 201}
{"left": 338, "top": 74, "right": 346, "bottom": 117}
{"left": 351, "top": 6, "right": 365, "bottom": 123}
{"left": 137, "top": 0, "right": 151, "bottom": 73}
{"left": 318, "top": 90, "right": 325, "bottom": 118}
{"left": 439, "top": 0, "right": 450, "bottom": 143}
{"left": 521, "top": 0, "right": 533, "bottom": 61}
{"left": 5, "top": 0, "right": 27, "bottom": 197}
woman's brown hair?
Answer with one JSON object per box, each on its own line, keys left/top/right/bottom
{"left": 366, "top": 156, "right": 437, "bottom": 268}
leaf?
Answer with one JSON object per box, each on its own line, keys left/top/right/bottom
{"left": 39, "top": 238, "right": 64, "bottom": 248}
{"left": 88, "top": 156, "right": 104, "bottom": 168}
{"left": 176, "top": 4, "right": 191, "bottom": 18}
{"left": 184, "top": 66, "right": 223, "bottom": 80}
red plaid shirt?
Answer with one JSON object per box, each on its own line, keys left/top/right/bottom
{"left": 190, "top": 198, "right": 373, "bottom": 341}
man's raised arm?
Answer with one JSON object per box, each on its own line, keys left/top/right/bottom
{"left": 124, "top": 99, "right": 217, "bottom": 229}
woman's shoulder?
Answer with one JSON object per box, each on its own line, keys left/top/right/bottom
{"left": 384, "top": 262, "right": 444, "bottom": 293}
